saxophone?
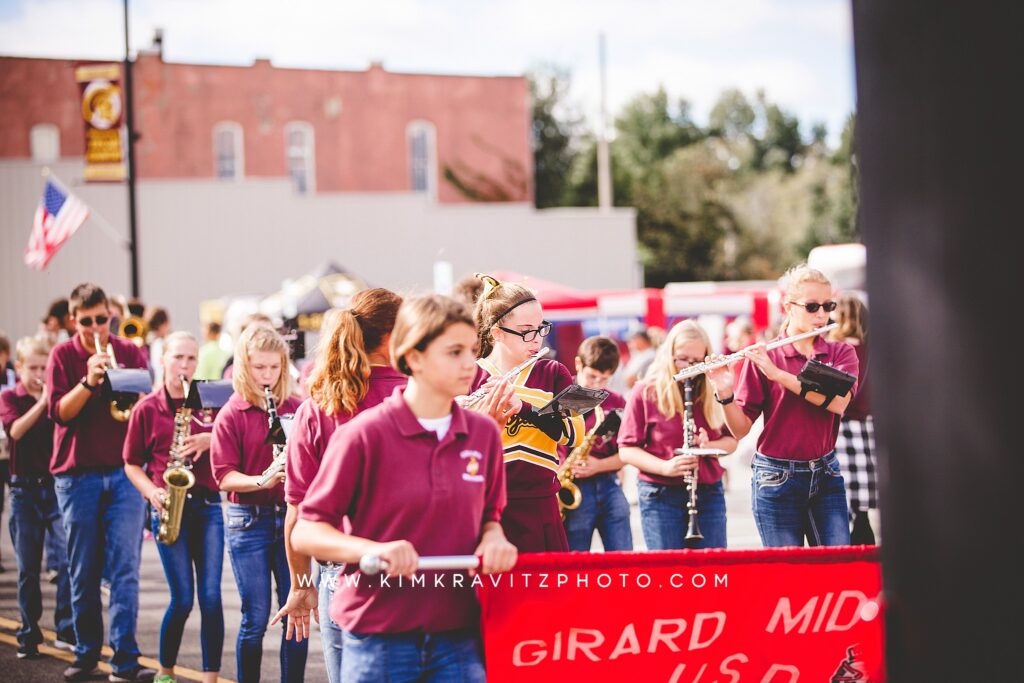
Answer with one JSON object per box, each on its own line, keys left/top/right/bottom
{"left": 556, "top": 409, "right": 622, "bottom": 520}
{"left": 157, "top": 375, "right": 196, "bottom": 545}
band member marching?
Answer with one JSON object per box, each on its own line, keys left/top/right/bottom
{"left": 46, "top": 283, "right": 155, "bottom": 682}
{"left": 0, "top": 336, "right": 75, "bottom": 660}
{"left": 468, "top": 274, "right": 586, "bottom": 552}
{"left": 210, "top": 324, "right": 306, "bottom": 683}
{"left": 274, "top": 288, "right": 404, "bottom": 683}
{"left": 293, "top": 294, "right": 517, "bottom": 682}
{"left": 122, "top": 332, "right": 224, "bottom": 683}
{"left": 620, "top": 320, "right": 738, "bottom": 549}
{"left": 558, "top": 336, "right": 632, "bottom": 552}
{"left": 706, "top": 264, "right": 859, "bottom": 547}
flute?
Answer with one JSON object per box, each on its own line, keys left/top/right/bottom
{"left": 673, "top": 323, "right": 838, "bottom": 381}
{"left": 462, "top": 347, "right": 550, "bottom": 409}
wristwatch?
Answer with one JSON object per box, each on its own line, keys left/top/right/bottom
{"left": 80, "top": 377, "right": 97, "bottom": 393}
{"left": 714, "top": 392, "right": 734, "bottom": 405}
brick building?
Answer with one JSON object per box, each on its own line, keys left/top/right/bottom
{"left": 0, "top": 50, "right": 532, "bottom": 203}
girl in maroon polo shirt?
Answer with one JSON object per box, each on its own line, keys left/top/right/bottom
{"left": 293, "top": 294, "right": 517, "bottom": 683}
{"left": 273, "top": 288, "right": 404, "bottom": 683}
{"left": 123, "top": 332, "right": 224, "bottom": 683}
{"left": 468, "top": 273, "right": 586, "bottom": 553}
{"left": 210, "top": 324, "right": 306, "bottom": 683}
{"left": 706, "top": 264, "right": 859, "bottom": 548}
{"left": 619, "top": 320, "right": 738, "bottom": 550}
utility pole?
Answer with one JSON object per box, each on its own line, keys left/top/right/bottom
{"left": 597, "top": 33, "right": 612, "bottom": 212}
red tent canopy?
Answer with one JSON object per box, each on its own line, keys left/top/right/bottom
{"left": 489, "top": 271, "right": 599, "bottom": 315}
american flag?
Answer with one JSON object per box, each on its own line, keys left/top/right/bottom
{"left": 24, "top": 179, "right": 90, "bottom": 270}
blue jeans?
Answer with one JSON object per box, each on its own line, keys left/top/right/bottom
{"left": 8, "top": 478, "right": 74, "bottom": 646}
{"left": 563, "top": 472, "right": 633, "bottom": 551}
{"left": 341, "top": 629, "right": 485, "bottom": 683}
{"left": 751, "top": 451, "right": 851, "bottom": 547}
{"left": 318, "top": 563, "right": 343, "bottom": 683}
{"left": 638, "top": 480, "right": 727, "bottom": 550}
{"left": 149, "top": 491, "right": 225, "bottom": 672}
{"left": 225, "top": 503, "right": 308, "bottom": 683}
{"left": 54, "top": 468, "right": 146, "bottom": 673}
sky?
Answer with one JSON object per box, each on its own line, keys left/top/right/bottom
{"left": 0, "top": 0, "right": 856, "bottom": 144}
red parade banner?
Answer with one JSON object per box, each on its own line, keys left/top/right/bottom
{"left": 478, "top": 547, "right": 884, "bottom": 683}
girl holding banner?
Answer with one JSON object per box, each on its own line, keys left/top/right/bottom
{"left": 293, "top": 294, "right": 517, "bottom": 683}
{"left": 619, "top": 320, "right": 737, "bottom": 549}
{"left": 706, "top": 264, "right": 859, "bottom": 547}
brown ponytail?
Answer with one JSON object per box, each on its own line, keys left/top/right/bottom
{"left": 308, "top": 288, "right": 402, "bottom": 416}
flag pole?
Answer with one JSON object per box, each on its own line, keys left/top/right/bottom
{"left": 123, "top": 0, "right": 141, "bottom": 297}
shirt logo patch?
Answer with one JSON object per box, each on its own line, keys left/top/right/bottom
{"left": 461, "top": 450, "right": 484, "bottom": 482}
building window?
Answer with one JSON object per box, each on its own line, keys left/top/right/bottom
{"left": 30, "top": 123, "right": 60, "bottom": 162}
{"left": 284, "top": 121, "right": 315, "bottom": 194}
{"left": 406, "top": 120, "right": 437, "bottom": 198}
{"left": 213, "top": 121, "right": 244, "bottom": 180}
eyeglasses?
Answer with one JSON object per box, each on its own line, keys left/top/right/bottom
{"left": 787, "top": 300, "right": 837, "bottom": 314}
{"left": 673, "top": 356, "right": 704, "bottom": 367}
{"left": 77, "top": 315, "right": 110, "bottom": 327}
{"left": 497, "top": 321, "right": 552, "bottom": 343}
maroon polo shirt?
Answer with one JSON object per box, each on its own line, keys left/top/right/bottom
{"left": 734, "top": 334, "right": 859, "bottom": 460}
{"left": 0, "top": 383, "right": 54, "bottom": 478}
{"left": 122, "top": 390, "right": 219, "bottom": 493}
{"left": 844, "top": 342, "right": 870, "bottom": 422}
{"left": 285, "top": 365, "right": 407, "bottom": 505}
{"left": 47, "top": 334, "right": 149, "bottom": 474}
{"left": 211, "top": 391, "right": 301, "bottom": 505}
{"left": 556, "top": 389, "right": 626, "bottom": 463}
{"left": 300, "top": 387, "right": 506, "bottom": 634}
{"left": 618, "top": 381, "right": 731, "bottom": 486}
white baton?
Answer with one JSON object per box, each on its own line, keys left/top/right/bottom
{"left": 359, "top": 554, "right": 480, "bottom": 575}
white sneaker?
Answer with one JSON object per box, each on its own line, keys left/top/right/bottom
{"left": 53, "top": 638, "right": 76, "bottom": 652}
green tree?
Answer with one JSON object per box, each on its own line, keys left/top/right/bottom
{"left": 528, "top": 65, "right": 583, "bottom": 208}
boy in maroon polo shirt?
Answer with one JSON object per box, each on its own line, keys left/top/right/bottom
{"left": 46, "top": 283, "right": 155, "bottom": 682}
{"left": 558, "top": 336, "right": 632, "bottom": 552}
{"left": 294, "top": 294, "right": 516, "bottom": 683}
{"left": 0, "top": 336, "right": 75, "bottom": 659}
{"left": 707, "top": 265, "right": 859, "bottom": 548}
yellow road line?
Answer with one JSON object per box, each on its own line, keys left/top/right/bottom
{"left": 0, "top": 616, "right": 235, "bottom": 682}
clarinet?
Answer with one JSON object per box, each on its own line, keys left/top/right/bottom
{"left": 257, "top": 386, "right": 287, "bottom": 487}
{"left": 683, "top": 379, "right": 703, "bottom": 541}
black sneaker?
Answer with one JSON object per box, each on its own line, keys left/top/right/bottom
{"left": 108, "top": 666, "right": 157, "bottom": 682}
{"left": 17, "top": 644, "right": 41, "bottom": 659}
{"left": 64, "top": 662, "right": 101, "bottom": 681}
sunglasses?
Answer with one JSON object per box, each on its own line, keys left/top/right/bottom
{"left": 788, "top": 300, "right": 837, "bottom": 314}
{"left": 77, "top": 315, "right": 110, "bottom": 327}
{"left": 497, "top": 321, "right": 552, "bottom": 343}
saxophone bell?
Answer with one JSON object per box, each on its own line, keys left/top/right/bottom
{"left": 556, "top": 409, "right": 621, "bottom": 521}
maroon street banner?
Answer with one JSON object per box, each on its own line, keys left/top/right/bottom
{"left": 478, "top": 547, "right": 884, "bottom": 682}
{"left": 75, "top": 62, "right": 126, "bottom": 182}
